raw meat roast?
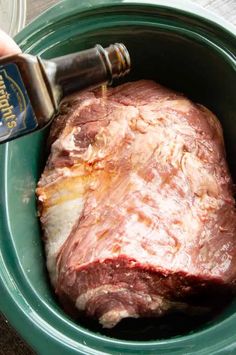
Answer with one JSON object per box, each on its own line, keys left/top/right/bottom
{"left": 37, "top": 80, "right": 236, "bottom": 328}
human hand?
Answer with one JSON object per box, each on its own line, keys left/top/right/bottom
{"left": 0, "top": 29, "right": 21, "bottom": 56}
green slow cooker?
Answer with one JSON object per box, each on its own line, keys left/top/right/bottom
{"left": 0, "top": 0, "right": 236, "bottom": 353}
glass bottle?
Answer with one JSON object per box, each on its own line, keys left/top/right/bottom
{"left": 0, "top": 43, "right": 130, "bottom": 143}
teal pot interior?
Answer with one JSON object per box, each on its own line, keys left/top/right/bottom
{"left": 0, "top": 0, "right": 236, "bottom": 354}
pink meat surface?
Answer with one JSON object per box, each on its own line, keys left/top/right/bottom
{"left": 37, "top": 80, "right": 236, "bottom": 328}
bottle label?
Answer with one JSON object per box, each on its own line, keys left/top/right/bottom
{"left": 0, "top": 63, "right": 38, "bottom": 142}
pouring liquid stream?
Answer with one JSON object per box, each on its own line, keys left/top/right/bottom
{"left": 101, "top": 84, "right": 108, "bottom": 99}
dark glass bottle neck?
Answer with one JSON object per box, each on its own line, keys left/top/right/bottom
{"left": 40, "top": 44, "right": 130, "bottom": 107}
{"left": 52, "top": 46, "right": 110, "bottom": 95}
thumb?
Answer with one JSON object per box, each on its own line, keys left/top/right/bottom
{"left": 0, "top": 29, "right": 21, "bottom": 56}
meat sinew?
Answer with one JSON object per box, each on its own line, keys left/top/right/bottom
{"left": 36, "top": 80, "right": 236, "bottom": 329}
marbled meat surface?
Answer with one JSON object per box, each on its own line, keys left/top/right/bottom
{"left": 36, "top": 80, "right": 236, "bottom": 328}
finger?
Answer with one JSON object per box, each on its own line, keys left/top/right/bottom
{"left": 0, "top": 30, "right": 21, "bottom": 56}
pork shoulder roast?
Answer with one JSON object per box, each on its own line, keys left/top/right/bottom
{"left": 36, "top": 80, "right": 236, "bottom": 328}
